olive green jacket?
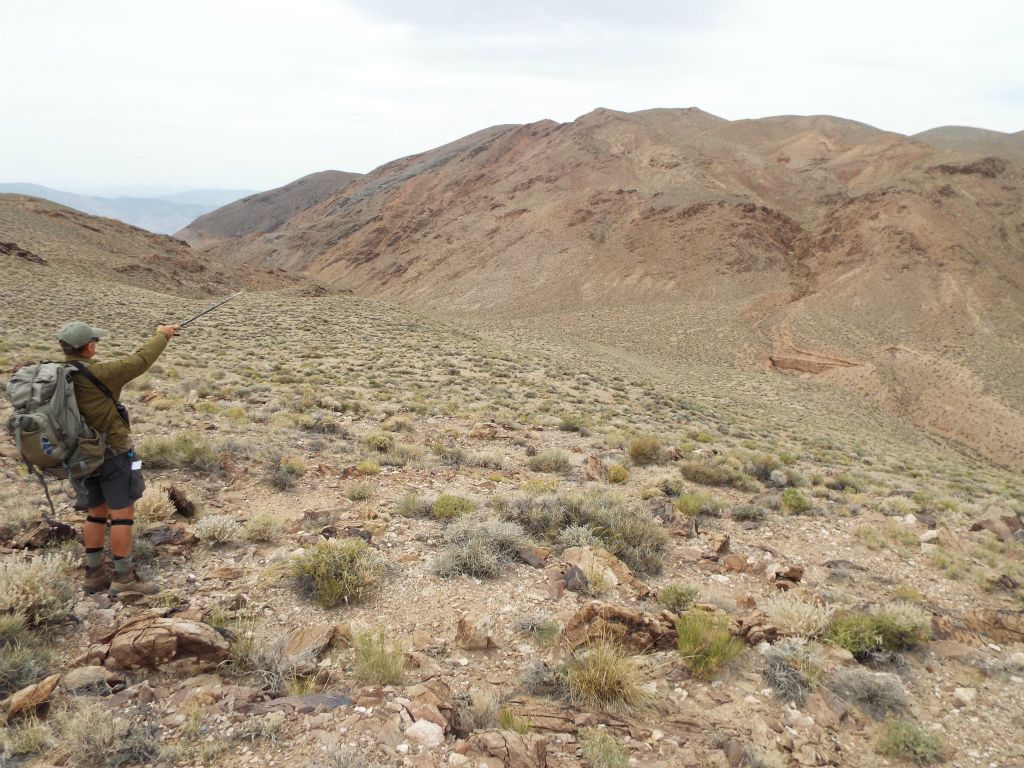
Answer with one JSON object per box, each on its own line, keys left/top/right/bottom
{"left": 64, "top": 333, "right": 168, "bottom": 454}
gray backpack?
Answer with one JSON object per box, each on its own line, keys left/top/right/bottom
{"left": 6, "top": 362, "right": 107, "bottom": 480}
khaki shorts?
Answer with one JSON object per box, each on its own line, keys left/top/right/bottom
{"left": 74, "top": 452, "right": 145, "bottom": 510}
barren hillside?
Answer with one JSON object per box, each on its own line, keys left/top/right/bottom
{"left": 188, "top": 109, "right": 1024, "bottom": 470}
{"left": 178, "top": 170, "right": 361, "bottom": 247}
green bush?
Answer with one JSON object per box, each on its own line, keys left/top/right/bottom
{"left": 626, "top": 435, "right": 662, "bottom": 465}
{"left": 433, "top": 494, "right": 474, "bottom": 520}
{"left": 607, "top": 464, "right": 629, "bottom": 484}
{"left": 781, "top": 487, "right": 812, "bottom": 514}
{"left": 876, "top": 720, "right": 945, "bottom": 765}
{"left": 679, "top": 460, "right": 738, "bottom": 487}
{"left": 291, "top": 539, "right": 385, "bottom": 607}
{"left": 579, "top": 727, "right": 629, "bottom": 768}
{"left": 346, "top": 482, "right": 373, "bottom": 501}
{"left": 528, "top": 450, "right": 574, "bottom": 474}
{"left": 138, "top": 432, "right": 220, "bottom": 471}
{"left": 658, "top": 583, "right": 699, "bottom": 614}
{"left": 559, "top": 413, "right": 589, "bottom": 433}
{"left": 0, "top": 615, "right": 51, "bottom": 698}
{"left": 676, "top": 492, "right": 723, "bottom": 517}
{"left": 732, "top": 504, "right": 767, "bottom": 522}
{"left": 362, "top": 432, "right": 395, "bottom": 452}
{"left": 675, "top": 611, "right": 744, "bottom": 679}
{"left": 826, "top": 602, "right": 932, "bottom": 656}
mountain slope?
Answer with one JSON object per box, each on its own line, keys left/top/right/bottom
{"left": 192, "top": 108, "right": 1024, "bottom": 469}
{"left": 177, "top": 170, "right": 361, "bottom": 246}
{"left": 0, "top": 183, "right": 252, "bottom": 234}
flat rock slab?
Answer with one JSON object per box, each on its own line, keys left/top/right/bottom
{"left": 560, "top": 601, "right": 677, "bottom": 652}
{"left": 235, "top": 692, "right": 352, "bottom": 716}
{"left": 2, "top": 673, "right": 60, "bottom": 719}
{"left": 283, "top": 623, "right": 347, "bottom": 661}
{"left": 101, "top": 615, "right": 230, "bottom": 669}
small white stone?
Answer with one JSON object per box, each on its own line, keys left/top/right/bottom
{"left": 396, "top": 743, "right": 410, "bottom": 755}
{"left": 405, "top": 720, "right": 444, "bottom": 748}
{"left": 919, "top": 529, "right": 939, "bottom": 543}
{"left": 953, "top": 687, "right": 976, "bottom": 707}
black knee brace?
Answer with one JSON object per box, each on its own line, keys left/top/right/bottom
{"left": 110, "top": 519, "right": 134, "bottom": 526}
{"left": 86, "top": 515, "right": 109, "bottom": 525}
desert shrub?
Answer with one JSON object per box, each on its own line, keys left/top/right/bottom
{"left": 557, "top": 524, "right": 602, "bottom": 549}
{"left": 515, "top": 618, "right": 560, "bottom": 645}
{"left": 732, "top": 503, "right": 767, "bottom": 522}
{"left": 196, "top": 514, "right": 242, "bottom": 546}
{"left": 781, "top": 487, "right": 812, "bottom": 514}
{"left": 50, "top": 707, "right": 161, "bottom": 767}
{"left": 876, "top": 720, "right": 945, "bottom": 765}
{"left": 228, "top": 624, "right": 299, "bottom": 693}
{"left": 607, "top": 464, "right": 629, "bottom": 483}
{"left": 626, "top": 435, "right": 662, "bottom": 465}
{"left": 655, "top": 477, "right": 685, "bottom": 496}
{"left": 463, "top": 689, "right": 500, "bottom": 731}
{"left": 762, "top": 638, "right": 822, "bottom": 704}
{"left": 244, "top": 513, "right": 285, "bottom": 543}
{"left": 346, "top": 482, "right": 373, "bottom": 501}
{"left": 559, "top": 413, "right": 589, "bottom": 433}
{"left": 433, "top": 494, "right": 474, "bottom": 520}
{"left": 679, "top": 460, "right": 739, "bottom": 487}
{"left": 432, "top": 442, "right": 466, "bottom": 466}
{"left": 291, "top": 539, "right": 386, "bottom": 607}
{"left": 138, "top": 432, "right": 220, "bottom": 471}
{"left": 658, "top": 583, "right": 699, "bottom": 614}
{"left": 397, "top": 493, "right": 434, "bottom": 518}
{"left": 744, "top": 453, "right": 781, "bottom": 482}
{"left": 833, "top": 667, "right": 908, "bottom": 719}
{"left": 0, "top": 552, "right": 75, "bottom": 625}
{"left": 558, "top": 639, "right": 656, "bottom": 715}
{"left": 578, "top": 727, "right": 629, "bottom": 768}
{"left": 0, "top": 615, "right": 50, "bottom": 698}
{"left": 134, "top": 486, "right": 174, "bottom": 523}
{"left": 304, "top": 411, "right": 343, "bottom": 434}
{"left": 869, "top": 602, "right": 932, "bottom": 650}
{"left": 3, "top": 713, "right": 52, "bottom": 759}
{"left": 528, "top": 449, "right": 574, "bottom": 474}
{"left": 675, "top": 611, "right": 744, "bottom": 679}
{"left": 827, "top": 602, "right": 931, "bottom": 656}
{"left": 676, "top": 491, "right": 723, "bottom": 517}
{"left": 352, "top": 628, "right": 406, "bottom": 685}
{"left": 362, "top": 432, "right": 395, "bottom": 452}
{"left": 466, "top": 450, "right": 505, "bottom": 470}
{"left": 501, "top": 492, "right": 667, "bottom": 574}
{"left": 270, "top": 453, "right": 306, "bottom": 489}
{"left": 880, "top": 496, "right": 918, "bottom": 517}
{"left": 433, "top": 518, "right": 530, "bottom": 578}
{"left": 355, "top": 458, "right": 381, "bottom": 475}
{"left": 382, "top": 415, "right": 413, "bottom": 432}
{"left": 381, "top": 444, "right": 422, "bottom": 467}
{"left": 497, "top": 706, "right": 531, "bottom": 733}
{"left": 765, "top": 593, "right": 834, "bottom": 638}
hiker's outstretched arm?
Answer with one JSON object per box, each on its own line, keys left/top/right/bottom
{"left": 88, "top": 329, "right": 174, "bottom": 391}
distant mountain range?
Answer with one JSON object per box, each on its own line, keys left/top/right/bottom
{"left": 0, "top": 183, "right": 256, "bottom": 234}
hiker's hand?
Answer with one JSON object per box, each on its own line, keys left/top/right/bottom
{"left": 157, "top": 325, "right": 180, "bottom": 339}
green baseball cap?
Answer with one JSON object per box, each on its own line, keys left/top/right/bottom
{"left": 58, "top": 321, "right": 107, "bottom": 348}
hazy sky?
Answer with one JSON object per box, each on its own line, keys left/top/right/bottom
{"left": 2, "top": 0, "right": 1022, "bottom": 192}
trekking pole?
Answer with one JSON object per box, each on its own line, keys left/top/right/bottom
{"left": 178, "top": 290, "right": 244, "bottom": 328}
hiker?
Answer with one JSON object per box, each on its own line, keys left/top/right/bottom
{"left": 58, "top": 321, "right": 180, "bottom": 596}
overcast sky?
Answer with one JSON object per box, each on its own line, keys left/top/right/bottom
{"left": 2, "top": 0, "right": 1022, "bottom": 193}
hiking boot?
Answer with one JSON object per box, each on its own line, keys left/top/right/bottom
{"left": 84, "top": 560, "right": 114, "bottom": 594}
{"left": 109, "top": 568, "right": 160, "bottom": 596}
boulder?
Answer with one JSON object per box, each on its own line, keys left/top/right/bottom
{"left": 61, "top": 665, "right": 121, "bottom": 695}
{"left": 465, "top": 730, "right": 547, "bottom": 768}
{"left": 560, "top": 601, "right": 677, "bottom": 652}
{"left": 562, "top": 546, "right": 651, "bottom": 598}
{"left": 406, "top": 719, "right": 445, "bottom": 748}
{"left": 964, "top": 609, "right": 1024, "bottom": 644}
{"left": 583, "top": 455, "right": 608, "bottom": 482}
{"left": 2, "top": 673, "right": 60, "bottom": 719}
{"left": 455, "top": 613, "right": 497, "bottom": 650}
{"left": 283, "top": 623, "right": 347, "bottom": 662}
{"left": 101, "top": 615, "right": 230, "bottom": 669}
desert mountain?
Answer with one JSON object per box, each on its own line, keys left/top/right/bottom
{"left": 0, "top": 183, "right": 253, "bottom": 235}
{"left": 177, "top": 170, "right": 361, "bottom": 246}
{"left": 191, "top": 108, "right": 1024, "bottom": 470}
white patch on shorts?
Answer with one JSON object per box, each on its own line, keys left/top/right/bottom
{"left": 131, "top": 460, "right": 142, "bottom": 471}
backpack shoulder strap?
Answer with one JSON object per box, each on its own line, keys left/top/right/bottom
{"left": 68, "top": 361, "right": 116, "bottom": 401}
{"left": 68, "top": 361, "right": 130, "bottom": 426}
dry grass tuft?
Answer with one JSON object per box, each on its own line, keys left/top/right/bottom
{"left": 765, "top": 593, "right": 834, "bottom": 638}
{"left": 352, "top": 627, "right": 406, "bottom": 685}
{"left": 675, "top": 611, "right": 744, "bottom": 679}
{"left": 558, "top": 638, "right": 657, "bottom": 715}
{"left": 0, "top": 551, "right": 76, "bottom": 626}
